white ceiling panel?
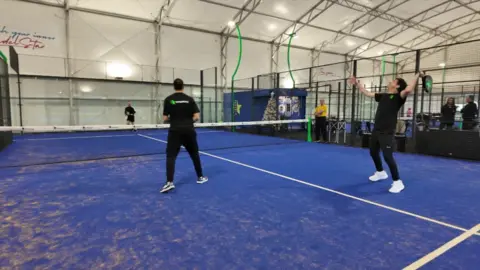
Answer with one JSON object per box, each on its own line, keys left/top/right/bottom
{"left": 168, "top": 0, "right": 238, "bottom": 32}
{"left": 385, "top": 28, "right": 425, "bottom": 46}
{"left": 421, "top": 6, "right": 472, "bottom": 29}
{"left": 444, "top": 21, "right": 480, "bottom": 37}
{"left": 437, "top": 14, "right": 480, "bottom": 34}
{"left": 416, "top": 36, "right": 447, "bottom": 50}
{"left": 307, "top": 5, "right": 363, "bottom": 31}
{"left": 203, "top": 0, "right": 247, "bottom": 9}
{"left": 324, "top": 36, "right": 370, "bottom": 54}
{"left": 469, "top": 1, "right": 480, "bottom": 9}
{"left": 240, "top": 13, "right": 292, "bottom": 41}
{"left": 256, "top": 0, "right": 321, "bottom": 21}
{"left": 290, "top": 26, "right": 337, "bottom": 49}
{"left": 26, "top": 0, "right": 480, "bottom": 55}
{"left": 38, "top": 0, "right": 64, "bottom": 4}
{"left": 386, "top": 0, "right": 451, "bottom": 20}
{"left": 358, "top": 43, "right": 397, "bottom": 58}
{"left": 353, "top": 18, "right": 397, "bottom": 39}
{"left": 73, "top": 0, "right": 163, "bottom": 20}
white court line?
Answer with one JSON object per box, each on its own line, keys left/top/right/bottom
{"left": 17, "top": 130, "right": 223, "bottom": 141}
{"left": 138, "top": 134, "right": 478, "bottom": 235}
{"left": 19, "top": 134, "right": 138, "bottom": 141}
{"left": 403, "top": 223, "right": 480, "bottom": 270}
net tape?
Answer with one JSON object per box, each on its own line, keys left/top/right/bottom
{"left": 0, "top": 120, "right": 308, "bottom": 133}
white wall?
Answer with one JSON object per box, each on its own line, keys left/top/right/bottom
{"left": 0, "top": 1, "right": 66, "bottom": 75}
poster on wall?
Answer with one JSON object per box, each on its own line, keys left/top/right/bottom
{"left": 0, "top": 25, "right": 55, "bottom": 50}
{"left": 278, "top": 96, "right": 300, "bottom": 119}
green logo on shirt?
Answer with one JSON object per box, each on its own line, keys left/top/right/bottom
{"left": 170, "top": 100, "right": 176, "bottom": 105}
{"left": 390, "top": 95, "right": 394, "bottom": 99}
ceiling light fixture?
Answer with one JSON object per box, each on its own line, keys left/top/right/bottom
{"left": 267, "top": 23, "right": 277, "bottom": 31}
{"left": 346, "top": 40, "right": 356, "bottom": 47}
{"left": 274, "top": 4, "right": 288, "bottom": 14}
{"left": 80, "top": 86, "right": 93, "bottom": 93}
{"left": 106, "top": 63, "right": 132, "bottom": 79}
{"left": 227, "top": 21, "right": 236, "bottom": 28}
{"left": 439, "top": 63, "right": 446, "bottom": 67}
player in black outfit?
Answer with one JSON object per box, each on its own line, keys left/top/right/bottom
{"left": 160, "top": 78, "right": 208, "bottom": 193}
{"left": 440, "top": 97, "right": 456, "bottom": 130}
{"left": 124, "top": 102, "right": 136, "bottom": 131}
{"left": 350, "top": 72, "right": 423, "bottom": 193}
{"left": 460, "top": 95, "right": 478, "bottom": 130}
{"left": 125, "top": 102, "right": 136, "bottom": 124}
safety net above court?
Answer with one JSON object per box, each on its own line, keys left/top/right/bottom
{"left": 0, "top": 120, "right": 311, "bottom": 168}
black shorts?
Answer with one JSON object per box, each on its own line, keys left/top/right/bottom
{"left": 166, "top": 129, "right": 199, "bottom": 157}
{"left": 370, "top": 130, "right": 395, "bottom": 150}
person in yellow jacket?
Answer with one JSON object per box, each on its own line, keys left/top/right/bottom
{"left": 314, "top": 99, "right": 328, "bottom": 142}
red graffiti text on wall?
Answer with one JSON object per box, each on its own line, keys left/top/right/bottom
{"left": 0, "top": 35, "right": 45, "bottom": 50}
{"left": 317, "top": 68, "right": 340, "bottom": 78}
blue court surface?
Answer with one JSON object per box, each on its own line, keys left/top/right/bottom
{"left": 1, "top": 129, "right": 479, "bottom": 269}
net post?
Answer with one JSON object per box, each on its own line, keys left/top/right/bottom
{"left": 200, "top": 69, "right": 204, "bottom": 123}
{"left": 307, "top": 117, "right": 312, "bottom": 142}
{"left": 349, "top": 60, "right": 358, "bottom": 146}
{"left": 411, "top": 50, "right": 421, "bottom": 141}
{"left": 214, "top": 66, "right": 218, "bottom": 122}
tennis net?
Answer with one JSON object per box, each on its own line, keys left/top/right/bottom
{"left": 0, "top": 119, "right": 312, "bottom": 168}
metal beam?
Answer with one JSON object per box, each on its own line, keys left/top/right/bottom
{"left": 333, "top": 0, "right": 456, "bottom": 40}
{"left": 383, "top": 11, "right": 480, "bottom": 55}
{"left": 220, "top": 0, "right": 262, "bottom": 36}
{"left": 220, "top": 0, "right": 263, "bottom": 92}
{"left": 270, "top": 0, "right": 336, "bottom": 74}
{"left": 347, "top": 0, "right": 467, "bottom": 57}
{"left": 63, "top": 0, "right": 75, "bottom": 125}
{"left": 199, "top": 0, "right": 420, "bottom": 55}
{"left": 15, "top": 0, "right": 329, "bottom": 55}
{"left": 154, "top": 0, "right": 177, "bottom": 82}
{"left": 398, "top": 28, "right": 480, "bottom": 69}
{"left": 154, "top": 0, "right": 177, "bottom": 123}
{"left": 311, "top": 0, "right": 407, "bottom": 77}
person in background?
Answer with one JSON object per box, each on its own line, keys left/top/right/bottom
{"left": 406, "top": 108, "right": 412, "bottom": 117}
{"left": 439, "top": 97, "right": 456, "bottom": 130}
{"left": 125, "top": 101, "right": 136, "bottom": 125}
{"left": 314, "top": 99, "right": 328, "bottom": 142}
{"left": 461, "top": 95, "right": 478, "bottom": 130}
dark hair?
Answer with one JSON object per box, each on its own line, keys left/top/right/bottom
{"left": 446, "top": 97, "right": 455, "bottom": 105}
{"left": 467, "top": 94, "right": 475, "bottom": 101}
{"left": 173, "top": 78, "right": 184, "bottom": 90}
{"left": 396, "top": 78, "right": 407, "bottom": 92}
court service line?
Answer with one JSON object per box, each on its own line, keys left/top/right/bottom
{"left": 20, "top": 134, "right": 138, "bottom": 141}
{"left": 403, "top": 223, "right": 480, "bottom": 270}
{"left": 16, "top": 130, "right": 222, "bottom": 141}
{"left": 138, "top": 134, "right": 475, "bottom": 235}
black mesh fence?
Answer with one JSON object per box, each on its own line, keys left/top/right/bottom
{"left": 0, "top": 57, "right": 11, "bottom": 127}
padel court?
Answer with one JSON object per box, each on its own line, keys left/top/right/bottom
{"left": 1, "top": 128, "right": 479, "bottom": 269}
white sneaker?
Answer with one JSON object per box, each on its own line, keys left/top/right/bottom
{"left": 369, "top": 171, "right": 388, "bottom": 182}
{"left": 160, "top": 182, "right": 175, "bottom": 193}
{"left": 389, "top": 180, "right": 405, "bottom": 193}
{"left": 197, "top": 176, "right": 208, "bottom": 184}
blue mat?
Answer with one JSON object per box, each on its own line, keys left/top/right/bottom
{"left": 1, "top": 131, "right": 479, "bottom": 269}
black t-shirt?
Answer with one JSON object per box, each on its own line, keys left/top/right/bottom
{"left": 461, "top": 102, "right": 478, "bottom": 120}
{"left": 125, "top": 106, "right": 135, "bottom": 121}
{"left": 441, "top": 104, "right": 456, "bottom": 122}
{"left": 163, "top": 92, "right": 199, "bottom": 131}
{"left": 374, "top": 93, "right": 406, "bottom": 132}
